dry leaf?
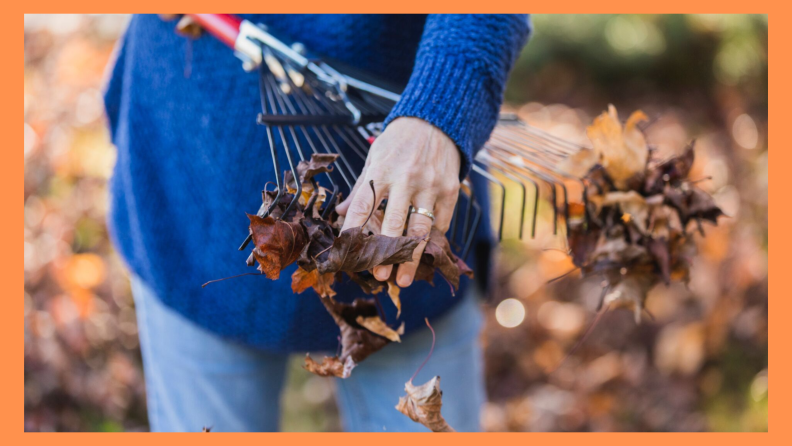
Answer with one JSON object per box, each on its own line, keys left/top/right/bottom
{"left": 305, "top": 298, "right": 391, "bottom": 378}
{"left": 316, "top": 227, "right": 423, "bottom": 275}
{"left": 291, "top": 267, "right": 336, "bottom": 297}
{"left": 303, "top": 354, "right": 350, "bottom": 378}
{"left": 587, "top": 105, "right": 648, "bottom": 190}
{"left": 395, "top": 376, "right": 455, "bottom": 432}
{"left": 414, "top": 227, "right": 473, "bottom": 291}
{"left": 356, "top": 316, "right": 404, "bottom": 342}
{"left": 387, "top": 280, "right": 401, "bottom": 317}
{"left": 248, "top": 214, "right": 308, "bottom": 279}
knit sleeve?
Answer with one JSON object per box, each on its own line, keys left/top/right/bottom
{"left": 383, "top": 14, "right": 531, "bottom": 181}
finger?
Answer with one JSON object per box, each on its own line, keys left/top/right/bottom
{"left": 373, "top": 187, "right": 412, "bottom": 281}
{"left": 335, "top": 166, "right": 368, "bottom": 216}
{"left": 340, "top": 179, "right": 382, "bottom": 233}
{"left": 431, "top": 188, "right": 458, "bottom": 233}
{"left": 395, "top": 193, "right": 436, "bottom": 287}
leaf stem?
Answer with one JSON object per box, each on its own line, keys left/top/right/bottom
{"left": 363, "top": 180, "right": 377, "bottom": 227}
{"left": 410, "top": 318, "right": 436, "bottom": 383}
{"left": 202, "top": 272, "right": 264, "bottom": 288}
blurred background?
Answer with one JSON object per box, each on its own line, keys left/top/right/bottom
{"left": 24, "top": 14, "right": 767, "bottom": 432}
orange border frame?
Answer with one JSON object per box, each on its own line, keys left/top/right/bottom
{"left": 12, "top": 3, "right": 780, "bottom": 443}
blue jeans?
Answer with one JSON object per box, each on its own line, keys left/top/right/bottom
{"left": 131, "top": 276, "right": 485, "bottom": 432}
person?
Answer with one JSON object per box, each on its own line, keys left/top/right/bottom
{"left": 104, "top": 14, "right": 530, "bottom": 432}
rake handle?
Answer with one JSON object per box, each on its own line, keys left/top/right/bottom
{"left": 186, "top": 14, "right": 242, "bottom": 48}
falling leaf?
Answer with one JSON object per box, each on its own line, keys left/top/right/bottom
{"left": 356, "top": 316, "right": 404, "bottom": 342}
{"left": 387, "top": 280, "right": 401, "bottom": 317}
{"left": 560, "top": 147, "right": 600, "bottom": 177}
{"left": 645, "top": 142, "right": 696, "bottom": 194}
{"left": 395, "top": 376, "right": 455, "bottom": 432}
{"left": 305, "top": 298, "right": 391, "bottom": 378}
{"left": 587, "top": 105, "right": 649, "bottom": 190}
{"left": 603, "top": 272, "right": 657, "bottom": 324}
{"left": 248, "top": 214, "right": 308, "bottom": 280}
{"left": 303, "top": 354, "right": 350, "bottom": 378}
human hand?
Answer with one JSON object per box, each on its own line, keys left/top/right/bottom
{"left": 335, "top": 117, "right": 461, "bottom": 287}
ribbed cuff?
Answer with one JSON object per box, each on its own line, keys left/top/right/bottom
{"left": 383, "top": 53, "right": 499, "bottom": 182}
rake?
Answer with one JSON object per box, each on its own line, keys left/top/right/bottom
{"left": 183, "top": 14, "right": 587, "bottom": 263}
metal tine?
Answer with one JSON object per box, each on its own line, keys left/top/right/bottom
{"left": 460, "top": 182, "right": 476, "bottom": 249}
{"left": 261, "top": 76, "right": 302, "bottom": 220}
{"left": 238, "top": 65, "right": 296, "bottom": 253}
{"left": 475, "top": 153, "right": 539, "bottom": 239}
{"left": 470, "top": 164, "right": 506, "bottom": 241}
{"left": 266, "top": 74, "right": 344, "bottom": 218}
{"left": 262, "top": 75, "right": 333, "bottom": 216}
{"left": 449, "top": 193, "right": 461, "bottom": 248}
{"left": 285, "top": 74, "right": 356, "bottom": 191}
{"left": 333, "top": 125, "right": 368, "bottom": 162}
{"left": 462, "top": 199, "right": 482, "bottom": 259}
{"left": 287, "top": 80, "right": 360, "bottom": 186}
{"left": 479, "top": 155, "right": 528, "bottom": 240}
{"left": 485, "top": 142, "right": 570, "bottom": 237}
{"left": 499, "top": 118, "right": 586, "bottom": 152}
{"left": 487, "top": 130, "right": 587, "bottom": 236}
{"left": 482, "top": 147, "right": 562, "bottom": 237}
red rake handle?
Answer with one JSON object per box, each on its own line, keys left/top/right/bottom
{"left": 187, "top": 14, "right": 242, "bottom": 48}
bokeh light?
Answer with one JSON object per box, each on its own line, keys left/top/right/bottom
{"left": 495, "top": 298, "right": 526, "bottom": 328}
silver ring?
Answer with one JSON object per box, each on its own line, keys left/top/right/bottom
{"left": 410, "top": 206, "right": 435, "bottom": 221}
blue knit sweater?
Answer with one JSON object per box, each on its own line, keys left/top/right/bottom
{"left": 104, "top": 14, "right": 530, "bottom": 352}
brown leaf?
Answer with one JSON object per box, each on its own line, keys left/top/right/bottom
{"left": 567, "top": 219, "right": 600, "bottom": 268}
{"left": 414, "top": 228, "right": 473, "bottom": 290}
{"left": 395, "top": 377, "right": 455, "bottom": 432}
{"left": 645, "top": 142, "right": 696, "bottom": 194}
{"left": 305, "top": 298, "right": 391, "bottom": 378}
{"left": 303, "top": 354, "right": 349, "bottom": 378}
{"left": 347, "top": 271, "right": 386, "bottom": 295}
{"left": 248, "top": 214, "right": 308, "bottom": 279}
{"left": 560, "top": 147, "right": 600, "bottom": 177}
{"left": 297, "top": 153, "right": 339, "bottom": 184}
{"left": 356, "top": 316, "right": 404, "bottom": 342}
{"left": 387, "top": 280, "right": 401, "bottom": 318}
{"left": 603, "top": 272, "right": 657, "bottom": 324}
{"left": 291, "top": 267, "right": 336, "bottom": 297}
{"left": 291, "top": 267, "right": 318, "bottom": 294}
{"left": 316, "top": 227, "right": 423, "bottom": 275}
{"left": 587, "top": 105, "right": 649, "bottom": 189}
{"left": 298, "top": 217, "right": 336, "bottom": 271}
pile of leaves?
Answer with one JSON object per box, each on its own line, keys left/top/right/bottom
{"left": 561, "top": 105, "right": 724, "bottom": 322}
{"left": 242, "top": 153, "right": 467, "bottom": 362}
{"left": 238, "top": 154, "right": 471, "bottom": 431}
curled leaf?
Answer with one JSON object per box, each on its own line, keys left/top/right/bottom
{"left": 395, "top": 376, "right": 455, "bottom": 432}
{"left": 305, "top": 298, "right": 391, "bottom": 378}
{"left": 248, "top": 214, "right": 308, "bottom": 279}
{"left": 587, "top": 105, "right": 649, "bottom": 190}
{"left": 414, "top": 228, "right": 473, "bottom": 290}
{"left": 303, "top": 354, "right": 350, "bottom": 378}
{"left": 316, "top": 227, "right": 423, "bottom": 275}
{"left": 356, "top": 316, "right": 404, "bottom": 342}
{"left": 387, "top": 280, "right": 401, "bottom": 318}
{"left": 291, "top": 266, "right": 336, "bottom": 297}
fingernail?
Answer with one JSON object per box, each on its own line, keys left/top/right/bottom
{"left": 398, "top": 274, "right": 412, "bottom": 287}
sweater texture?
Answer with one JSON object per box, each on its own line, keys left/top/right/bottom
{"left": 104, "top": 14, "right": 530, "bottom": 352}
